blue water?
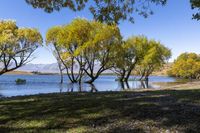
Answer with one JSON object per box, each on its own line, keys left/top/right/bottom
{"left": 0, "top": 75, "right": 176, "bottom": 97}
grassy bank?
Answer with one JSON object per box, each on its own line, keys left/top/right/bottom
{"left": 1, "top": 89, "right": 200, "bottom": 133}
{"left": 5, "top": 71, "right": 33, "bottom": 75}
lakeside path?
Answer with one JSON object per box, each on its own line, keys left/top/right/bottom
{"left": 1, "top": 83, "right": 200, "bottom": 132}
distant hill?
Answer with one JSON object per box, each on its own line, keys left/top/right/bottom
{"left": 1, "top": 62, "right": 172, "bottom": 75}
{"left": 16, "top": 62, "right": 112, "bottom": 74}
{"left": 152, "top": 63, "right": 173, "bottom": 76}
{"left": 5, "top": 71, "right": 33, "bottom": 75}
{"left": 17, "top": 63, "right": 61, "bottom": 73}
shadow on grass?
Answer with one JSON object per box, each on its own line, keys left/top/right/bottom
{"left": 1, "top": 89, "right": 200, "bottom": 132}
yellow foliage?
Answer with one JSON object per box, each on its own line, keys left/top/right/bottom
{"left": 0, "top": 20, "right": 42, "bottom": 55}
{"left": 168, "top": 52, "right": 200, "bottom": 79}
{"left": 46, "top": 18, "right": 121, "bottom": 62}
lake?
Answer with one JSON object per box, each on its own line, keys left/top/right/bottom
{"left": 0, "top": 75, "right": 177, "bottom": 97}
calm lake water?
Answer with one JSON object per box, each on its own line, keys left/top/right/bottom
{"left": 0, "top": 75, "right": 177, "bottom": 97}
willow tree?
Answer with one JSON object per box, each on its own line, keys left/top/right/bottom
{"left": 59, "top": 19, "right": 121, "bottom": 83}
{"left": 168, "top": 52, "right": 200, "bottom": 79}
{"left": 46, "top": 26, "right": 65, "bottom": 83}
{"left": 82, "top": 21, "right": 122, "bottom": 83}
{"left": 25, "top": 0, "right": 167, "bottom": 24}
{"left": 135, "top": 39, "right": 171, "bottom": 81}
{"left": 0, "top": 20, "right": 42, "bottom": 75}
{"left": 46, "top": 19, "right": 92, "bottom": 83}
{"left": 113, "top": 36, "right": 149, "bottom": 82}
{"left": 46, "top": 18, "right": 121, "bottom": 83}
{"left": 58, "top": 19, "right": 93, "bottom": 83}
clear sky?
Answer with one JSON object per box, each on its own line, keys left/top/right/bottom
{"left": 0, "top": 0, "right": 200, "bottom": 64}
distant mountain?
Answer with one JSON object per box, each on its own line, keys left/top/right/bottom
{"left": 16, "top": 63, "right": 113, "bottom": 73}
{"left": 17, "top": 63, "right": 61, "bottom": 73}
{"left": 1, "top": 62, "right": 171, "bottom": 75}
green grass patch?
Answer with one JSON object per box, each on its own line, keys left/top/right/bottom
{"left": 1, "top": 90, "right": 200, "bottom": 132}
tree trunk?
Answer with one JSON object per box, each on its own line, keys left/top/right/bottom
{"left": 125, "top": 81, "right": 130, "bottom": 89}
{"left": 124, "top": 69, "right": 132, "bottom": 82}
{"left": 143, "top": 76, "right": 149, "bottom": 88}
{"left": 84, "top": 65, "right": 106, "bottom": 83}
{"left": 118, "top": 69, "right": 126, "bottom": 82}
{"left": 60, "top": 69, "right": 63, "bottom": 84}
{"left": 124, "top": 60, "right": 137, "bottom": 82}
{"left": 141, "top": 81, "right": 146, "bottom": 88}
{"left": 85, "top": 76, "right": 98, "bottom": 84}
{"left": 119, "top": 81, "right": 125, "bottom": 90}
{"left": 58, "top": 62, "right": 63, "bottom": 84}
{"left": 90, "top": 84, "right": 98, "bottom": 92}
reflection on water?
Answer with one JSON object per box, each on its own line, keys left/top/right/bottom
{"left": 0, "top": 75, "right": 177, "bottom": 97}
{"left": 64, "top": 83, "right": 99, "bottom": 92}
{"left": 58, "top": 81, "right": 151, "bottom": 93}
{"left": 118, "top": 80, "right": 150, "bottom": 90}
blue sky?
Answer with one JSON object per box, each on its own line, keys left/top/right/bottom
{"left": 0, "top": 0, "right": 200, "bottom": 64}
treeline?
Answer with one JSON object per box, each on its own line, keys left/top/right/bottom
{"left": 46, "top": 18, "right": 171, "bottom": 84}
{"left": 0, "top": 19, "right": 171, "bottom": 83}
{"left": 168, "top": 52, "right": 200, "bottom": 79}
{"left": 2, "top": 21, "right": 200, "bottom": 83}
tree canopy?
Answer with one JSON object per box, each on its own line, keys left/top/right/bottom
{"left": 46, "top": 18, "right": 121, "bottom": 83}
{"left": 26, "top": 0, "right": 200, "bottom": 23}
{"left": 190, "top": 0, "right": 200, "bottom": 20}
{"left": 114, "top": 36, "right": 149, "bottom": 82}
{"left": 0, "top": 20, "right": 42, "bottom": 74}
{"left": 168, "top": 52, "right": 200, "bottom": 79}
{"left": 113, "top": 35, "right": 171, "bottom": 82}
{"left": 135, "top": 39, "right": 171, "bottom": 80}
{"left": 25, "top": 0, "right": 167, "bottom": 24}
{"left": 46, "top": 19, "right": 171, "bottom": 84}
